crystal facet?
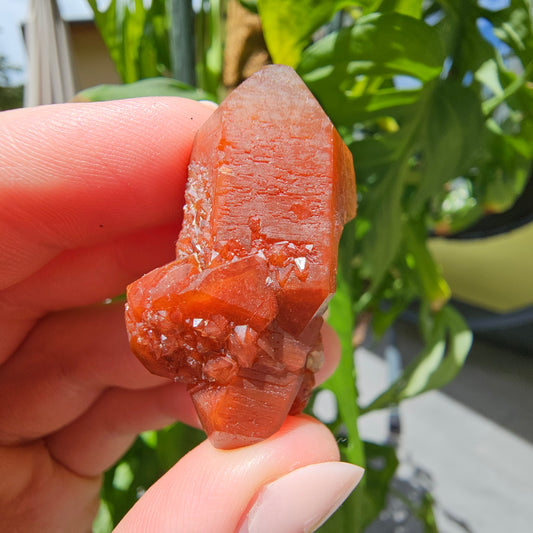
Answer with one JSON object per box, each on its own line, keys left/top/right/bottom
{"left": 125, "top": 65, "right": 356, "bottom": 449}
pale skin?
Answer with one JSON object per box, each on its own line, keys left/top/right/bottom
{"left": 0, "top": 98, "right": 352, "bottom": 532}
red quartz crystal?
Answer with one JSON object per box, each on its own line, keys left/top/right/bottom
{"left": 125, "top": 65, "right": 356, "bottom": 449}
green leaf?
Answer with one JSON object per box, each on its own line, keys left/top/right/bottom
{"left": 494, "top": 64, "right": 533, "bottom": 158}
{"left": 350, "top": 88, "right": 422, "bottom": 292}
{"left": 436, "top": 0, "right": 494, "bottom": 78}
{"left": 380, "top": 0, "right": 424, "bottom": 17}
{"left": 74, "top": 77, "right": 215, "bottom": 102}
{"left": 194, "top": 0, "right": 224, "bottom": 96}
{"left": 422, "top": 307, "right": 473, "bottom": 391}
{"left": 347, "top": 79, "right": 483, "bottom": 301}
{"left": 361, "top": 305, "right": 472, "bottom": 413}
{"left": 87, "top": 0, "right": 170, "bottom": 83}
{"left": 490, "top": 0, "right": 533, "bottom": 64}
{"left": 258, "top": 0, "right": 354, "bottom": 67}
{"left": 99, "top": 422, "right": 205, "bottom": 528}
{"left": 475, "top": 59, "right": 505, "bottom": 98}
{"left": 299, "top": 13, "right": 444, "bottom": 126}
{"left": 372, "top": 289, "right": 416, "bottom": 338}
{"left": 478, "top": 129, "right": 531, "bottom": 213}
{"left": 351, "top": 128, "right": 418, "bottom": 293}
{"left": 358, "top": 169, "right": 404, "bottom": 287}
{"left": 325, "top": 86, "right": 422, "bottom": 127}
{"left": 92, "top": 501, "right": 114, "bottom": 533}
{"left": 349, "top": 79, "right": 484, "bottom": 295}
{"left": 350, "top": 135, "right": 400, "bottom": 171}
{"left": 404, "top": 221, "right": 451, "bottom": 310}
{"left": 418, "top": 492, "right": 439, "bottom": 533}
{"left": 299, "top": 12, "right": 445, "bottom": 83}
{"left": 238, "top": 0, "right": 258, "bottom": 13}
{"left": 409, "top": 81, "right": 485, "bottom": 213}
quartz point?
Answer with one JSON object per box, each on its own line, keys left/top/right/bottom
{"left": 125, "top": 65, "right": 357, "bottom": 449}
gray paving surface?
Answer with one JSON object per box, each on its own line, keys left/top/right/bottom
{"left": 355, "top": 321, "right": 533, "bottom": 533}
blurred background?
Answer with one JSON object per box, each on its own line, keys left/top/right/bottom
{"left": 1, "top": 1, "right": 532, "bottom": 532}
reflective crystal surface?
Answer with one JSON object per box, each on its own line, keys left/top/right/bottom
{"left": 125, "top": 65, "right": 356, "bottom": 449}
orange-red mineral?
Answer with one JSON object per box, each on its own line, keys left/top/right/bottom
{"left": 125, "top": 65, "right": 356, "bottom": 449}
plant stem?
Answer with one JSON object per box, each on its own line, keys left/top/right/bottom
{"left": 169, "top": 0, "right": 196, "bottom": 85}
{"left": 325, "top": 222, "right": 366, "bottom": 532}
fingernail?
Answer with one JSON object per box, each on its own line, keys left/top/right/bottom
{"left": 238, "top": 462, "right": 364, "bottom": 533}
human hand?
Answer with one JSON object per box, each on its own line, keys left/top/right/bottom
{"left": 0, "top": 99, "right": 363, "bottom": 532}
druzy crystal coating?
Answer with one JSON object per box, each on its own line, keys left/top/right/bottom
{"left": 125, "top": 65, "right": 356, "bottom": 449}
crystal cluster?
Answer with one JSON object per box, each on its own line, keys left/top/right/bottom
{"left": 125, "top": 65, "right": 356, "bottom": 449}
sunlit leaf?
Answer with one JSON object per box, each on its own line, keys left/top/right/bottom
{"left": 490, "top": 0, "right": 533, "bottom": 63}
{"left": 475, "top": 59, "right": 505, "bottom": 96}
{"left": 92, "top": 502, "right": 114, "bottom": 533}
{"left": 299, "top": 12, "right": 445, "bottom": 83}
{"left": 73, "top": 77, "right": 215, "bottom": 102}
{"left": 258, "top": 0, "right": 354, "bottom": 67}
{"left": 361, "top": 305, "right": 472, "bottom": 414}
{"left": 380, "top": 0, "right": 424, "bottom": 17}
{"left": 299, "top": 13, "right": 444, "bottom": 126}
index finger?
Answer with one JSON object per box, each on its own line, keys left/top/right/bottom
{"left": 0, "top": 97, "right": 213, "bottom": 289}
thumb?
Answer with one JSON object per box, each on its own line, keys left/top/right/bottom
{"left": 115, "top": 416, "right": 363, "bottom": 532}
